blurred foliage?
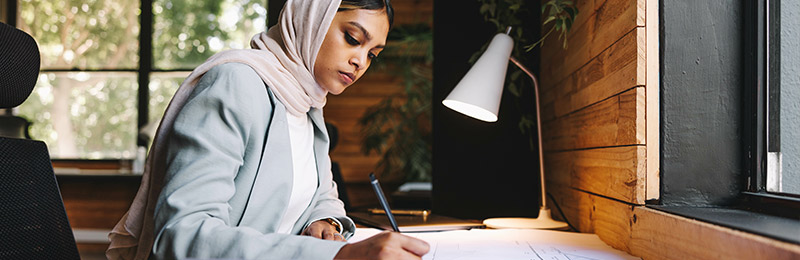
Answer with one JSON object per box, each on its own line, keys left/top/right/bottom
{"left": 18, "top": 73, "right": 138, "bottom": 158}
{"left": 18, "top": 0, "right": 140, "bottom": 69}
{"left": 15, "top": 0, "right": 265, "bottom": 158}
{"left": 359, "top": 23, "right": 433, "bottom": 182}
{"left": 474, "top": 0, "right": 578, "bottom": 151}
{"left": 153, "top": 0, "right": 266, "bottom": 69}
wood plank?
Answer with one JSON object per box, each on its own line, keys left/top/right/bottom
{"left": 630, "top": 207, "right": 800, "bottom": 259}
{"left": 58, "top": 177, "right": 138, "bottom": 229}
{"left": 564, "top": 0, "right": 600, "bottom": 41}
{"left": 645, "top": 0, "right": 660, "bottom": 200}
{"left": 546, "top": 146, "right": 646, "bottom": 204}
{"left": 541, "top": 27, "right": 645, "bottom": 121}
{"left": 540, "top": 0, "right": 644, "bottom": 88}
{"left": 331, "top": 156, "right": 380, "bottom": 182}
{"left": 546, "top": 182, "right": 596, "bottom": 232}
{"left": 543, "top": 87, "right": 645, "bottom": 151}
{"left": 546, "top": 183, "right": 635, "bottom": 253}
{"left": 391, "top": 0, "right": 433, "bottom": 26}
{"left": 548, "top": 186, "right": 800, "bottom": 259}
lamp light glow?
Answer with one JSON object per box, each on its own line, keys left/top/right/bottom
{"left": 441, "top": 100, "right": 498, "bottom": 122}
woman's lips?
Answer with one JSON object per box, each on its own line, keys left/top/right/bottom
{"left": 339, "top": 71, "right": 354, "bottom": 85}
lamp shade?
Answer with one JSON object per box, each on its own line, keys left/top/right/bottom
{"left": 442, "top": 33, "right": 514, "bottom": 122}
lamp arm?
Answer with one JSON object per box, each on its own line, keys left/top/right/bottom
{"left": 509, "top": 57, "right": 548, "bottom": 210}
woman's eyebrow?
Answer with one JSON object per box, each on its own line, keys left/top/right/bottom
{"left": 347, "top": 21, "right": 386, "bottom": 49}
{"left": 347, "top": 21, "right": 372, "bottom": 41}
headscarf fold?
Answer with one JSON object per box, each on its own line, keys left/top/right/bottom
{"left": 106, "top": 0, "right": 342, "bottom": 259}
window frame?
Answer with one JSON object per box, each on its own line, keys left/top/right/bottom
{"left": 653, "top": 0, "right": 800, "bottom": 245}
{"left": 6, "top": 0, "right": 269, "bottom": 162}
{"left": 741, "top": 0, "right": 800, "bottom": 215}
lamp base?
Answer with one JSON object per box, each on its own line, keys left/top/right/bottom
{"left": 483, "top": 208, "right": 569, "bottom": 230}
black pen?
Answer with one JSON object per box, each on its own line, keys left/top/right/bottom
{"left": 369, "top": 173, "right": 400, "bottom": 232}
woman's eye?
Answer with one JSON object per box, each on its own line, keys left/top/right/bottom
{"left": 368, "top": 52, "right": 377, "bottom": 59}
{"left": 345, "top": 32, "right": 360, "bottom": 45}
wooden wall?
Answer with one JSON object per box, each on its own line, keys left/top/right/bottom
{"left": 540, "top": 0, "right": 653, "bottom": 207}
{"left": 325, "top": 0, "right": 433, "bottom": 208}
{"left": 538, "top": 0, "right": 655, "bottom": 252}
{"left": 541, "top": 0, "right": 800, "bottom": 259}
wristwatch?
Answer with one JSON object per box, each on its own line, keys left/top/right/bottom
{"left": 323, "top": 217, "right": 342, "bottom": 233}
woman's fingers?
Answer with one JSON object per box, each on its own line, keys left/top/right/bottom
{"left": 303, "top": 220, "right": 345, "bottom": 241}
{"left": 323, "top": 229, "right": 346, "bottom": 241}
{"left": 322, "top": 230, "right": 335, "bottom": 240}
{"left": 334, "top": 231, "right": 430, "bottom": 259}
{"left": 398, "top": 234, "right": 430, "bottom": 256}
{"left": 302, "top": 221, "right": 325, "bottom": 239}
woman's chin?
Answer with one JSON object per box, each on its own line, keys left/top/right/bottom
{"left": 326, "top": 85, "right": 347, "bottom": 95}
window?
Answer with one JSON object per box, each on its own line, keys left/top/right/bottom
{"left": 765, "top": 0, "right": 800, "bottom": 197}
{"left": 11, "top": 0, "right": 266, "bottom": 159}
{"left": 744, "top": 0, "right": 800, "bottom": 202}
{"left": 659, "top": 0, "right": 799, "bottom": 244}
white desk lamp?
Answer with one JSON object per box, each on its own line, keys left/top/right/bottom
{"left": 442, "top": 27, "right": 569, "bottom": 230}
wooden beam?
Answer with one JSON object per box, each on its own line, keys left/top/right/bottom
{"left": 644, "top": 0, "right": 660, "bottom": 200}
{"left": 546, "top": 145, "right": 646, "bottom": 204}
{"left": 540, "top": 0, "right": 644, "bottom": 88}
{"left": 541, "top": 28, "right": 646, "bottom": 121}
{"left": 543, "top": 87, "right": 645, "bottom": 151}
{"left": 630, "top": 207, "right": 800, "bottom": 259}
{"left": 547, "top": 186, "right": 800, "bottom": 259}
{"left": 546, "top": 183, "right": 635, "bottom": 253}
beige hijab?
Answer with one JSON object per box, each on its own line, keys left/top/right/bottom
{"left": 106, "top": 0, "right": 342, "bottom": 259}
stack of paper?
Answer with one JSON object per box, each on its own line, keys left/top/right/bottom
{"left": 349, "top": 228, "right": 640, "bottom": 260}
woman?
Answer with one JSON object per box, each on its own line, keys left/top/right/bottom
{"left": 106, "top": 0, "right": 429, "bottom": 259}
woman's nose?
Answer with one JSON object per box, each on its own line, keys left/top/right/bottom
{"left": 349, "top": 56, "right": 362, "bottom": 70}
{"left": 349, "top": 51, "right": 369, "bottom": 70}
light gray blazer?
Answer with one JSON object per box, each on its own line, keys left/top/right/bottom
{"left": 151, "top": 63, "right": 355, "bottom": 259}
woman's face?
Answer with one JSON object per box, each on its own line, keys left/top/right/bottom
{"left": 314, "top": 9, "right": 390, "bottom": 95}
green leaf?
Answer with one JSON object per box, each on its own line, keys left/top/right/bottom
{"left": 543, "top": 15, "right": 556, "bottom": 25}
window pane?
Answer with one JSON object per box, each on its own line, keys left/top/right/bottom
{"left": 144, "top": 72, "right": 189, "bottom": 145}
{"left": 769, "top": 0, "right": 800, "bottom": 195}
{"left": 16, "top": 72, "right": 138, "bottom": 159}
{"left": 153, "top": 0, "right": 267, "bottom": 70}
{"left": 17, "top": 0, "right": 140, "bottom": 70}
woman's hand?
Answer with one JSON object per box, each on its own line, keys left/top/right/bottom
{"left": 302, "top": 219, "right": 346, "bottom": 241}
{"left": 334, "top": 231, "right": 430, "bottom": 260}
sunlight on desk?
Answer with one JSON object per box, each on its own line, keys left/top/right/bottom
{"left": 350, "top": 228, "right": 640, "bottom": 260}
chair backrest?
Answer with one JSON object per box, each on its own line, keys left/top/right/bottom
{"left": 0, "top": 137, "right": 80, "bottom": 260}
{"left": 326, "top": 122, "right": 352, "bottom": 211}
{"left": 0, "top": 22, "right": 80, "bottom": 260}
{"left": 0, "top": 21, "right": 40, "bottom": 109}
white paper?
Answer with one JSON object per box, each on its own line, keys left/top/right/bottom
{"left": 349, "top": 228, "right": 640, "bottom": 260}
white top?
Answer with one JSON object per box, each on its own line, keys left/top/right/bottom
{"left": 276, "top": 112, "right": 318, "bottom": 234}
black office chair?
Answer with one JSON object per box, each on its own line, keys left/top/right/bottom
{"left": 0, "top": 21, "right": 81, "bottom": 260}
{"left": 0, "top": 112, "right": 32, "bottom": 139}
{"left": 326, "top": 122, "right": 352, "bottom": 211}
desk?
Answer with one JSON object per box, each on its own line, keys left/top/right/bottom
{"left": 349, "top": 228, "right": 640, "bottom": 260}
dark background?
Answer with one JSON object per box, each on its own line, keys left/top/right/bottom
{"left": 432, "top": 1, "right": 542, "bottom": 220}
